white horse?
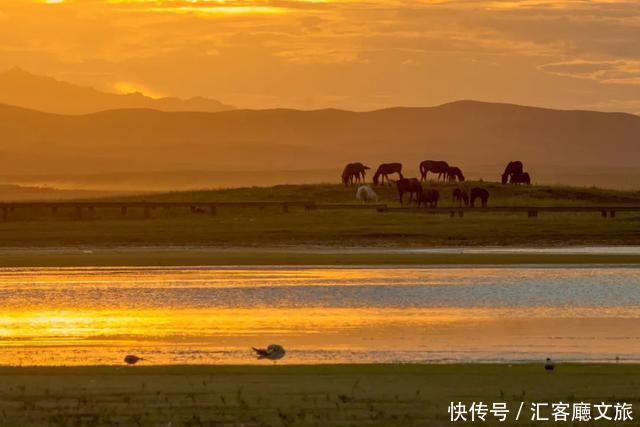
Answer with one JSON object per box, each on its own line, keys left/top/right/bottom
{"left": 356, "top": 185, "right": 378, "bottom": 203}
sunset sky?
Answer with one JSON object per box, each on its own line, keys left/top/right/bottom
{"left": 1, "top": 0, "right": 640, "bottom": 112}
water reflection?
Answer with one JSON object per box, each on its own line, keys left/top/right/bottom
{"left": 0, "top": 267, "right": 638, "bottom": 365}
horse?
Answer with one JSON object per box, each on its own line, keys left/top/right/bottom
{"left": 373, "top": 163, "right": 403, "bottom": 186}
{"left": 501, "top": 161, "right": 523, "bottom": 184}
{"left": 419, "top": 160, "right": 449, "bottom": 182}
{"left": 452, "top": 188, "right": 469, "bottom": 207}
{"left": 470, "top": 187, "right": 489, "bottom": 207}
{"left": 341, "top": 162, "right": 370, "bottom": 186}
{"left": 510, "top": 171, "right": 531, "bottom": 185}
{"left": 396, "top": 178, "right": 422, "bottom": 205}
{"left": 356, "top": 185, "right": 378, "bottom": 203}
{"left": 446, "top": 166, "right": 465, "bottom": 182}
{"left": 420, "top": 189, "right": 440, "bottom": 208}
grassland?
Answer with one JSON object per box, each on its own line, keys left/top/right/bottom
{"left": 0, "top": 183, "right": 639, "bottom": 251}
{"left": 0, "top": 364, "right": 638, "bottom": 426}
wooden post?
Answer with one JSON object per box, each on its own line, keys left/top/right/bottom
{"left": 210, "top": 206, "right": 217, "bottom": 216}
{"left": 121, "top": 206, "right": 128, "bottom": 216}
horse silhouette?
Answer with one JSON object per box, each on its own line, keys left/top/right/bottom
{"left": 501, "top": 161, "right": 523, "bottom": 184}
{"left": 509, "top": 171, "right": 530, "bottom": 184}
{"left": 396, "top": 177, "right": 422, "bottom": 205}
{"left": 470, "top": 187, "right": 489, "bottom": 207}
{"left": 373, "top": 163, "right": 403, "bottom": 186}
{"left": 446, "top": 166, "right": 465, "bottom": 182}
{"left": 452, "top": 188, "right": 469, "bottom": 207}
{"left": 419, "top": 160, "right": 449, "bottom": 182}
{"left": 420, "top": 189, "right": 440, "bottom": 208}
{"left": 341, "top": 162, "right": 370, "bottom": 186}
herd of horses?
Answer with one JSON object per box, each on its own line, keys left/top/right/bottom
{"left": 342, "top": 160, "right": 531, "bottom": 208}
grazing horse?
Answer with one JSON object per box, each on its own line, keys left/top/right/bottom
{"left": 341, "top": 162, "right": 370, "bottom": 186}
{"left": 396, "top": 178, "right": 422, "bottom": 205}
{"left": 373, "top": 163, "right": 403, "bottom": 186}
{"left": 452, "top": 188, "right": 469, "bottom": 207}
{"left": 356, "top": 185, "right": 378, "bottom": 203}
{"left": 419, "top": 160, "right": 449, "bottom": 182}
{"left": 470, "top": 187, "right": 489, "bottom": 207}
{"left": 420, "top": 189, "right": 440, "bottom": 208}
{"left": 446, "top": 166, "right": 465, "bottom": 182}
{"left": 501, "top": 161, "right": 524, "bottom": 184}
{"left": 510, "top": 171, "right": 531, "bottom": 185}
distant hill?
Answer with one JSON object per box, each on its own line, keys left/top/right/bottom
{"left": 0, "top": 67, "right": 234, "bottom": 114}
{"left": 0, "top": 100, "right": 639, "bottom": 187}
{"left": 0, "top": 184, "right": 124, "bottom": 201}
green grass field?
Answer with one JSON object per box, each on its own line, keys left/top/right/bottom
{"left": 0, "top": 183, "right": 639, "bottom": 249}
{"left": 0, "top": 364, "right": 638, "bottom": 426}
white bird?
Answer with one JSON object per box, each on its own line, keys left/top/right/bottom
{"left": 544, "top": 357, "right": 555, "bottom": 371}
{"left": 356, "top": 185, "right": 378, "bottom": 203}
{"left": 252, "top": 344, "right": 286, "bottom": 362}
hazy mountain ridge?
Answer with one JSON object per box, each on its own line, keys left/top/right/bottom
{"left": 0, "top": 67, "right": 234, "bottom": 114}
{"left": 0, "top": 98, "right": 639, "bottom": 186}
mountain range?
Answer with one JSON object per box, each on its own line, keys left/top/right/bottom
{"left": 0, "top": 69, "right": 639, "bottom": 188}
{"left": 0, "top": 67, "right": 234, "bottom": 114}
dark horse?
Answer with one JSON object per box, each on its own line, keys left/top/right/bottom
{"left": 470, "top": 187, "right": 489, "bottom": 207}
{"left": 341, "top": 162, "right": 370, "bottom": 186}
{"left": 510, "top": 171, "right": 530, "bottom": 185}
{"left": 446, "top": 166, "right": 465, "bottom": 182}
{"left": 373, "top": 163, "right": 403, "bottom": 186}
{"left": 396, "top": 178, "right": 422, "bottom": 205}
{"left": 420, "top": 189, "right": 440, "bottom": 208}
{"left": 452, "top": 188, "right": 469, "bottom": 207}
{"left": 419, "top": 160, "right": 449, "bottom": 182}
{"left": 501, "top": 161, "right": 523, "bottom": 184}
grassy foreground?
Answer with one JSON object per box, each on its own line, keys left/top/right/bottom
{"left": 0, "top": 183, "right": 639, "bottom": 248}
{"left": 0, "top": 364, "right": 638, "bottom": 426}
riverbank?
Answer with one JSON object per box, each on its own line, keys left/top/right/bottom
{"left": 0, "top": 364, "right": 637, "bottom": 426}
{"left": 1, "top": 246, "right": 640, "bottom": 266}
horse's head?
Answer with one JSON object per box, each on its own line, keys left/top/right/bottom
{"left": 501, "top": 173, "right": 509, "bottom": 184}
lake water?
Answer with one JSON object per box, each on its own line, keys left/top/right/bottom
{"left": 0, "top": 265, "right": 639, "bottom": 365}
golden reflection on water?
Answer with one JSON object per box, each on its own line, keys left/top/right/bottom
{"left": 0, "top": 267, "right": 639, "bottom": 365}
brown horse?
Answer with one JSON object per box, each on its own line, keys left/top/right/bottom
{"left": 373, "top": 163, "right": 403, "bottom": 186}
{"left": 446, "top": 166, "right": 465, "bottom": 182}
{"left": 419, "top": 160, "right": 449, "bottom": 182}
{"left": 501, "top": 161, "right": 523, "bottom": 184}
{"left": 396, "top": 178, "right": 422, "bottom": 205}
{"left": 341, "top": 162, "right": 370, "bottom": 186}
{"left": 420, "top": 189, "right": 440, "bottom": 208}
{"left": 452, "top": 188, "right": 469, "bottom": 207}
{"left": 470, "top": 187, "right": 489, "bottom": 207}
{"left": 510, "top": 171, "right": 531, "bottom": 185}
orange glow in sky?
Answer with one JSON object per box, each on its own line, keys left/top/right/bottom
{"left": 1, "top": 0, "right": 640, "bottom": 112}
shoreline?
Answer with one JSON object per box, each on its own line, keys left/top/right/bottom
{"left": 1, "top": 246, "right": 640, "bottom": 267}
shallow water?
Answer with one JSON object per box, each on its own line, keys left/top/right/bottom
{"left": 0, "top": 266, "right": 639, "bottom": 365}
